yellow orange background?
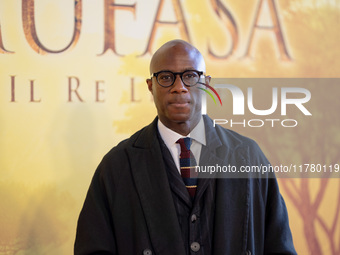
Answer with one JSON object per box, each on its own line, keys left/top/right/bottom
{"left": 0, "top": 0, "right": 339, "bottom": 254}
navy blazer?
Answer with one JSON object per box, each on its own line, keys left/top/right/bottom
{"left": 75, "top": 116, "right": 297, "bottom": 255}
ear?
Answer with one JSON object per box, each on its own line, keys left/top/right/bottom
{"left": 146, "top": 78, "right": 153, "bottom": 93}
{"left": 205, "top": 75, "right": 211, "bottom": 84}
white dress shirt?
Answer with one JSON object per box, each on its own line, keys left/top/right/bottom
{"left": 157, "top": 116, "right": 206, "bottom": 173}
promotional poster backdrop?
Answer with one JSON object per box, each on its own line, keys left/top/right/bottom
{"left": 1, "top": 0, "right": 339, "bottom": 254}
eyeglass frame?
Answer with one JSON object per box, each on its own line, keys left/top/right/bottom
{"left": 151, "top": 70, "right": 204, "bottom": 88}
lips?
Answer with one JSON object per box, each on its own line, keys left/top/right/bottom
{"left": 168, "top": 99, "right": 190, "bottom": 107}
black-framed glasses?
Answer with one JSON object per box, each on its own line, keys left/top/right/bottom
{"left": 151, "top": 70, "right": 204, "bottom": 87}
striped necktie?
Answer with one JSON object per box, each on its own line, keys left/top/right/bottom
{"left": 176, "top": 138, "right": 198, "bottom": 198}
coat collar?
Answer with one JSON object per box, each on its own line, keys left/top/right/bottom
{"left": 129, "top": 115, "right": 248, "bottom": 206}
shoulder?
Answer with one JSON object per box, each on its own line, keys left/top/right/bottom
{"left": 93, "top": 118, "right": 158, "bottom": 178}
{"left": 105, "top": 129, "right": 143, "bottom": 157}
{"left": 84, "top": 119, "right": 159, "bottom": 196}
{"left": 204, "top": 116, "right": 270, "bottom": 173}
{"left": 104, "top": 119, "right": 157, "bottom": 161}
{"left": 217, "top": 124, "right": 259, "bottom": 148}
{"left": 204, "top": 115, "right": 261, "bottom": 152}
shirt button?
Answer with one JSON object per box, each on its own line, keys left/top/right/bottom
{"left": 190, "top": 242, "right": 200, "bottom": 252}
{"left": 191, "top": 214, "right": 197, "bottom": 223}
{"left": 143, "top": 248, "right": 152, "bottom": 255}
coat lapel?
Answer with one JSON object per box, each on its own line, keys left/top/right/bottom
{"left": 194, "top": 116, "right": 226, "bottom": 202}
{"left": 127, "top": 119, "right": 186, "bottom": 254}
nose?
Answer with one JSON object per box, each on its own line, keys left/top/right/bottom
{"left": 171, "top": 74, "right": 188, "bottom": 93}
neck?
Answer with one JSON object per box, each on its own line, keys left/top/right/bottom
{"left": 159, "top": 117, "right": 200, "bottom": 136}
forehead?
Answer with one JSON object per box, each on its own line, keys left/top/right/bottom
{"left": 150, "top": 43, "right": 206, "bottom": 73}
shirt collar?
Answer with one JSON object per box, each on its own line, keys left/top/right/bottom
{"left": 157, "top": 116, "right": 206, "bottom": 148}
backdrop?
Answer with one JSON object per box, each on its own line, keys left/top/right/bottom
{"left": 1, "top": 0, "right": 339, "bottom": 254}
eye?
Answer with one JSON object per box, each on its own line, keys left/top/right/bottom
{"left": 183, "top": 71, "right": 198, "bottom": 79}
{"left": 159, "top": 75, "right": 172, "bottom": 80}
{"left": 158, "top": 72, "right": 173, "bottom": 82}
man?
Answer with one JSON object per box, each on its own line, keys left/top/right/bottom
{"left": 75, "top": 40, "right": 297, "bottom": 255}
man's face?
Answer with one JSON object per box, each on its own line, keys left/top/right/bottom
{"left": 147, "top": 44, "right": 209, "bottom": 132}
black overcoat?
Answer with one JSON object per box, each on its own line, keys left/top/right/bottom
{"left": 75, "top": 116, "right": 296, "bottom": 255}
